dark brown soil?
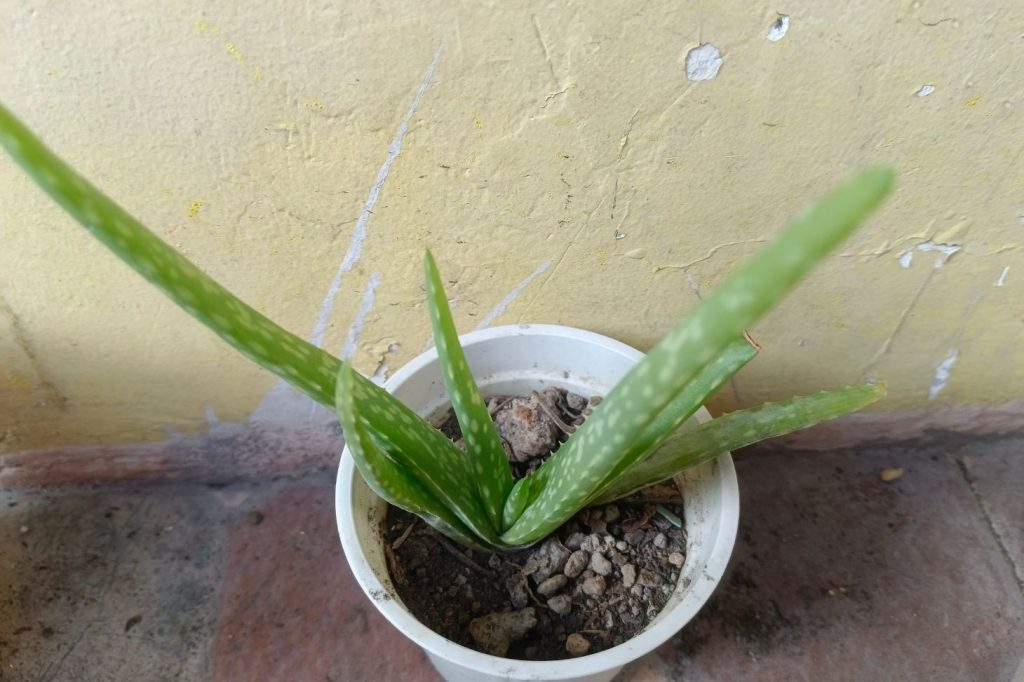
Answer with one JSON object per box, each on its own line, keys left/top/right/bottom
{"left": 381, "top": 387, "right": 688, "bottom": 660}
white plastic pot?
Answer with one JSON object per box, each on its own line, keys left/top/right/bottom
{"left": 336, "top": 324, "right": 739, "bottom": 682}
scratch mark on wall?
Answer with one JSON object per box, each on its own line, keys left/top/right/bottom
{"left": 617, "top": 109, "right": 640, "bottom": 162}
{"left": 308, "top": 38, "right": 445, "bottom": 349}
{"left": 995, "top": 266, "right": 1010, "bottom": 287}
{"left": 518, "top": 192, "right": 610, "bottom": 320}
{"left": 861, "top": 268, "right": 937, "bottom": 375}
{"left": 339, "top": 273, "right": 381, "bottom": 361}
{"left": 652, "top": 239, "right": 768, "bottom": 272}
{"left": 929, "top": 350, "right": 958, "bottom": 400}
{"left": 530, "top": 14, "right": 561, "bottom": 89}
{"left": 0, "top": 293, "right": 67, "bottom": 410}
{"left": 475, "top": 260, "right": 552, "bottom": 330}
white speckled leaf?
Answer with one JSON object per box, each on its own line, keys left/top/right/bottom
{"left": 597, "top": 384, "right": 886, "bottom": 503}
{"left": 424, "top": 251, "right": 513, "bottom": 532}
{"left": 339, "top": 362, "right": 501, "bottom": 545}
{"left": 502, "top": 168, "right": 894, "bottom": 545}
{"left": 334, "top": 364, "right": 485, "bottom": 549}
{"left": 584, "top": 337, "right": 758, "bottom": 506}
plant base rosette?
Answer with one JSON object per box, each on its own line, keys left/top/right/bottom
{"left": 337, "top": 325, "right": 741, "bottom": 682}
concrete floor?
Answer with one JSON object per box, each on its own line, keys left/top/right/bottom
{"left": 1, "top": 434, "right": 1022, "bottom": 681}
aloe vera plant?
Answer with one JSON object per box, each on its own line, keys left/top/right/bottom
{"left": 0, "top": 102, "right": 892, "bottom": 551}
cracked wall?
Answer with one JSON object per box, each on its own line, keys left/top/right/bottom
{"left": 0, "top": 0, "right": 1022, "bottom": 452}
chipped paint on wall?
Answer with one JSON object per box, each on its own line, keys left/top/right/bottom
{"left": 685, "top": 43, "right": 723, "bottom": 81}
{"left": 900, "top": 241, "right": 962, "bottom": 269}
{"left": 766, "top": 15, "right": 789, "bottom": 42}
{"left": 929, "top": 351, "right": 959, "bottom": 401}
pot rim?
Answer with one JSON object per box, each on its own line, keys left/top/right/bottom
{"left": 336, "top": 323, "right": 739, "bottom": 679}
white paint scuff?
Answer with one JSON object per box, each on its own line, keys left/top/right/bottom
{"left": 995, "top": 266, "right": 1009, "bottom": 287}
{"left": 339, "top": 273, "right": 381, "bottom": 360}
{"left": 474, "top": 260, "right": 553, "bottom": 330}
{"left": 915, "top": 84, "right": 935, "bottom": 97}
{"left": 767, "top": 15, "right": 790, "bottom": 41}
{"left": 685, "top": 43, "right": 723, "bottom": 81}
{"left": 928, "top": 350, "right": 958, "bottom": 400}
{"left": 899, "top": 240, "right": 961, "bottom": 269}
{"left": 308, "top": 39, "right": 445, "bottom": 349}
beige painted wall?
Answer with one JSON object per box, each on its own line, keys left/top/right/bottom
{"left": 1, "top": 1, "right": 1021, "bottom": 453}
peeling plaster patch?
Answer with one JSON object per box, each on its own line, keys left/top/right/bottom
{"left": 308, "top": 38, "right": 445, "bottom": 349}
{"left": 929, "top": 350, "right": 958, "bottom": 400}
{"left": 995, "top": 266, "right": 1010, "bottom": 287}
{"left": 685, "top": 44, "right": 723, "bottom": 82}
{"left": 767, "top": 15, "right": 789, "bottom": 41}
{"left": 339, "top": 273, "right": 382, "bottom": 361}
{"left": 370, "top": 343, "right": 399, "bottom": 385}
{"left": 370, "top": 362, "right": 389, "bottom": 385}
{"left": 915, "top": 84, "right": 936, "bottom": 97}
{"left": 900, "top": 241, "right": 960, "bottom": 269}
{"left": 474, "top": 260, "right": 552, "bottom": 330}
{"left": 614, "top": 230, "right": 626, "bottom": 240}
{"left": 916, "top": 241, "right": 961, "bottom": 267}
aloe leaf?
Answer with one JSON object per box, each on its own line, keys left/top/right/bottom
{"left": 518, "top": 336, "right": 757, "bottom": 522}
{"left": 501, "top": 168, "right": 894, "bottom": 545}
{"left": 596, "top": 383, "right": 885, "bottom": 503}
{"left": 338, "top": 364, "right": 501, "bottom": 546}
{"left": 501, "top": 475, "right": 534, "bottom": 531}
{"left": 334, "top": 364, "right": 487, "bottom": 550}
{"left": 582, "top": 336, "right": 758, "bottom": 506}
{"left": 424, "top": 251, "right": 513, "bottom": 532}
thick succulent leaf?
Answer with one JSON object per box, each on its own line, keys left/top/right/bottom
{"left": 517, "top": 337, "right": 757, "bottom": 525}
{"left": 424, "top": 251, "right": 513, "bottom": 532}
{"left": 339, "top": 364, "right": 501, "bottom": 545}
{"left": 334, "top": 364, "right": 487, "bottom": 549}
{"left": 598, "top": 384, "right": 885, "bottom": 503}
{"left": 501, "top": 476, "right": 534, "bottom": 531}
{"left": 502, "top": 168, "right": 894, "bottom": 545}
{"left": 583, "top": 337, "right": 758, "bottom": 506}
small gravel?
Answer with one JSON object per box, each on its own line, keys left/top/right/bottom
{"left": 582, "top": 575, "right": 607, "bottom": 596}
{"left": 537, "top": 575, "right": 568, "bottom": 596}
{"left": 621, "top": 564, "right": 637, "bottom": 588}
{"left": 563, "top": 550, "right": 589, "bottom": 578}
{"left": 589, "top": 552, "right": 613, "bottom": 576}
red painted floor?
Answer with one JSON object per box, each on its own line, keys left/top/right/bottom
{"left": 2, "top": 436, "right": 1022, "bottom": 681}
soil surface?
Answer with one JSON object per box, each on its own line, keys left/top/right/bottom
{"left": 382, "top": 387, "right": 688, "bottom": 660}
